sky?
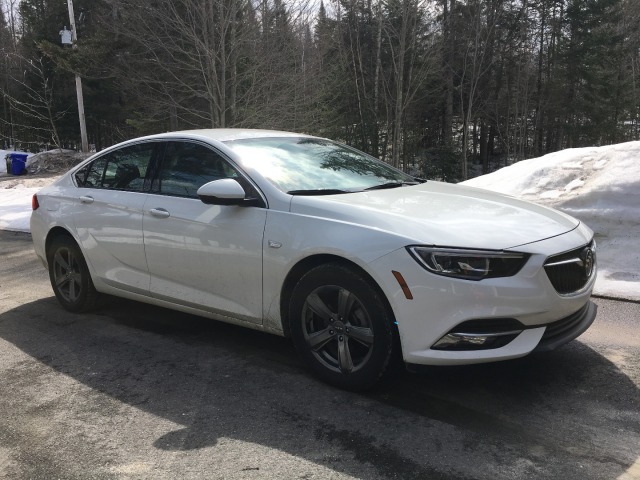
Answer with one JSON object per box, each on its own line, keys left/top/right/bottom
{"left": 1, "top": 142, "right": 639, "bottom": 301}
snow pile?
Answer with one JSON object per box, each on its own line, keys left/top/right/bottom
{"left": 462, "top": 141, "right": 640, "bottom": 301}
{"left": 0, "top": 185, "right": 40, "bottom": 232}
{"left": 0, "top": 149, "right": 86, "bottom": 176}
{"left": 27, "top": 149, "right": 88, "bottom": 174}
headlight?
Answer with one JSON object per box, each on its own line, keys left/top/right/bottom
{"left": 407, "top": 247, "right": 529, "bottom": 281}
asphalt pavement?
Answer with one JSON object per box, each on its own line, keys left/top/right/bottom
{"left": 0, "top": 230, "right": 638, "bottom": 480}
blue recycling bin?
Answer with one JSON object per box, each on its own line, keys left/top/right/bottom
{"left": 10, "top": 153, "right": 28, "bottom": 175}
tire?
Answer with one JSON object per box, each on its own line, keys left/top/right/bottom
{"left": 47, "top": 235, "right": 100, "bottom": 313}
{"left": 289, "top": 263, "right": 396, "bottom": 391}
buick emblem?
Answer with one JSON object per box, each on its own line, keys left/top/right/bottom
{"left": 581, "top": 247, "right": 594, "bottom": 278}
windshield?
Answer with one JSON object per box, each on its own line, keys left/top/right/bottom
{"left": 224, "top": 137, "right": 417, "bottom": 194}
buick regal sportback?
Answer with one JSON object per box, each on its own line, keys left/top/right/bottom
{"left": 31, "top": 129, "right": 597, "bottom": 390}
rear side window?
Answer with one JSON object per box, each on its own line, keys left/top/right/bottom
{"left": 76, "top": 143, "right": 156, "bottom": 191}
{"left": 155, "top": 141, "right": 239, "bottom": 198}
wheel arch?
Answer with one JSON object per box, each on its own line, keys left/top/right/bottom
{"left": 45, "top": 226, "right": 77, "bottom": 261}
{"left": 279, "top": 254, "right": 396, "bottom": 338}
{"left": 45, "top": 226, "right": 100, "bottom": 312}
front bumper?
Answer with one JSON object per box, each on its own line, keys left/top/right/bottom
{"left": 367, "top": 225, "right": 597, "bottom": 366}
{"left": 533, "top": 301, "right": 597, "bottom": 352}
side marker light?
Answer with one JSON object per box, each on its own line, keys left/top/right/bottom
{"left": 392, "top": 271, "right": 413, "bottom": 300}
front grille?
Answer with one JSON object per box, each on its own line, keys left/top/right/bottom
{"left": 540, "top": 304, "right": 589, "bottom": 342}
{"left": 544, "top": 241, "right": 595, "bottom": 295}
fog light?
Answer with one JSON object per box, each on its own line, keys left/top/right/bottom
{"left": 432, "top": 330, "right": 522, "bottom": 351}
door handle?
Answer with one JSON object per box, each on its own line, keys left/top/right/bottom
{"left": 79, "top": 195, "right": 94, "bottom": 204}
{"left": 149, "top": 208, "right": 171, "bottom": 219}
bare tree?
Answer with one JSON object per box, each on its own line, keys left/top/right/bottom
{"left": 0, "top": 0, "right": 19, "bottom": 49}
{"left": 0, "top": 54, "right": 65, "bottom": 147}
{"left": 456, "top": 0, "right": 501, "bottom": 179}
{"left": 383, "top": 0, "right": 432, "bottom": 167}
{"left": 101, "top": 0, "right": 319, "bottom": 133}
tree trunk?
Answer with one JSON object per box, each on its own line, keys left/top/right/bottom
{"left": 442, "top": 0, "right": 454, "bottom": 149}
{"left": 534, "top": 0, "right": 546, "bottom": 156}
{"left": 373, "top": 0, "right": 383, "bottom": 157}
{"left": 480, "top": 120, "right": 488, "bottom": 174}
{"left": 391, "top": 0, "right": 409, "bottom": 169}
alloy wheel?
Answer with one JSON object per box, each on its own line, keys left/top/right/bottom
{"left": 301, "top": 285, "right": 375, "bottom": 374}
{"left": 52, "top": 247, "right": 84, "bottom": 303}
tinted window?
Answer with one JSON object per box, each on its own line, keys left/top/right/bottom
{"left": 79, "top": 158, "right": 107, "bottom": 188}
{"left": 78, "top": 143, "right": 155, "bottom": 191}
{"left": 156, "top": 142, "right": 239, "bottom": 198}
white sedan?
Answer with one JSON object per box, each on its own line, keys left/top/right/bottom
{"left": 31, "top": 129, "right": 597, "bottom": 390}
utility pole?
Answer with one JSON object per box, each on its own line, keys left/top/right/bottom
{"left": 67, "top": 0, "right": 88, "bottom": 152}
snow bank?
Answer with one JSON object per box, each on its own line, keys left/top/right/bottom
{"left": 0, "top": 186, "right": 39, "bottom": 232}
{"left": 462, "top": 141, "right": 640, "bottom": 301}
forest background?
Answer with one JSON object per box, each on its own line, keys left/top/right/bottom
{"left": 1, "top": 0, "right": 639, "bottom": 181}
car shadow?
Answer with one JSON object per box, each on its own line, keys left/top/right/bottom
{"left": 1, "top": 296, "right": 638, "bottom": 479}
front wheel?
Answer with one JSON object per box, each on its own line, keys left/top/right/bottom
{"left": 289, "top": 263, "right": 396, "bottom": 391}
{"left": 47, "top": 235, "right": 99, "bottom": 313}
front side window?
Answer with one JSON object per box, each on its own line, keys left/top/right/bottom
{"left": 77, "top": 143, "right": 155, "bottom": 191}
{"left": 156, "top": 141, "right": 239, "bottom": 198}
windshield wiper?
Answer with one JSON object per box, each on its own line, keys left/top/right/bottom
{"left": 364, "top": 181, "right": 421, "bottom": 191}
{"left": 287, "top": 189, "right": 351, "bottom": 196}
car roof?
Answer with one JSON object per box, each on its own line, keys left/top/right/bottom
{"left": 141, "top": 129, "right": 314, "bottom": 143}
{"left": 84, "top": 129, "right": 321, "bottom": 168}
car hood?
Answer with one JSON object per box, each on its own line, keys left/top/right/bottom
{"left": 288, "top": 181, "right": 579, "bottom": 250}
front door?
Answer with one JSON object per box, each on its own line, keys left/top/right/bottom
{"left": 142, "top": 141, "right": 266, "bottom": 324}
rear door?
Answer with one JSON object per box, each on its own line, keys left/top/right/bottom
{"left": 72, "top": 142, "right": 160, "bottom": 294}
{"left": 142, "top": 140, "right": 267, "bottom": 324}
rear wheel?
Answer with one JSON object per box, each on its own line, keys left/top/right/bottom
{"left": 47, "top": 235, "right": 99, "bottom": 312}
{"left": 289, "top": 263, "right": 396, "bottom": 391}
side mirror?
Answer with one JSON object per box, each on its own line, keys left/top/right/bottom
{"left": 196, "top": 179, "right": 259, "bottom": 207}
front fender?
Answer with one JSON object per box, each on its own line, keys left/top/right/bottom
{"left": 261, "top": 210, "right": 409, "bottom": 332}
